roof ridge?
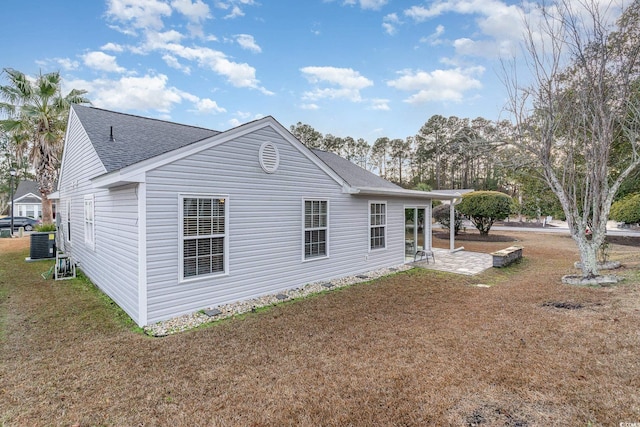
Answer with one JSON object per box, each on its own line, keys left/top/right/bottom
{"left": 72, "top": 104, "right": 219, "bottom": 133}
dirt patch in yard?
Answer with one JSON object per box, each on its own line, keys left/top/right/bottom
{"left": 1, "top": 232, "right": 640, "bottom": 426}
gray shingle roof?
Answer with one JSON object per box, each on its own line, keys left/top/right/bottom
{"left": 311, "top": 149, "right": 401, "bottom": 190}
{"left": 14, "top": 180, "right": 40, "bottom": 199}
{"left": 71, "top": 106, "right": 404, "bottom": 194}
{"left": 73, "top": 105, "right": 220, "bottom": 172}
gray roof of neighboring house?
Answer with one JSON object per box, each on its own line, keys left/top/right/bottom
{"left": 14, "top": 180, "right": 40, "bottom": 200}
{"left": 311, "top": 149, "right": 401, "bottom": 190}
{"left": 73, "top": 105, "right": 220, "bottom": 173}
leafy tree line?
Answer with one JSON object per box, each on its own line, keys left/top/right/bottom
{"left": 291, "top": 115, "right": 516, "bottom": 192}
{"left": 291, "top": 115, "right": 593, "bottom": 223}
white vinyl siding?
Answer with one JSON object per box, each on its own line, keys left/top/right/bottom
{"left": 304, "top": 199, "right": 328, "bottom": 260}
{"left": 57, "top": 108, "right": 140, "bottom": 324}
{"left": 145, "top": 127, "right": 404, "bottom": 323}
{"left": 144, "top": 126, "right": 419, "bottom": 324}
{"left": 84, "top": 194, "right": 95, "bottom": 250}
{"left": 180, "top": 195, "right": 228, "bottom": 280}
{"left": 370, "top": 202, "right": 386, "bottom": 250}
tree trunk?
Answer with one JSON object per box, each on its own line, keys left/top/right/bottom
{"left": 41, "top": 193, "right": 53, "bottom": 224}
{"left": 574, "top": 233, "right": 599, "bottom": 278}
{"left": 37, "top": 151, "right": 58, "bottom": 224}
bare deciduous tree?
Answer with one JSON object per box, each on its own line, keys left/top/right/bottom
{"left": 505, "top": 0, "right": 640, "bottom": 278}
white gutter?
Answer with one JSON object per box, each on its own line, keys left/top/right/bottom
{"left": 351, "top": 186, "right": 461, "bottom": 201}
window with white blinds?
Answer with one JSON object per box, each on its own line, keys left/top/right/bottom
{"left": 369, "top": 202, "right": 386, "bottom": 250}
{"left": 304, "top": 200, "right": 328, "bottom": 259}
{"left": 180, "top": 195, "right": 227, "bottom": 280}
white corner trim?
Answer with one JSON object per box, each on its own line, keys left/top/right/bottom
{"left": 137, "top": 182, "right": 148, "bottom": 326}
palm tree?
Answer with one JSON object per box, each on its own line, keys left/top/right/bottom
{"left": 0, "top": 68, "right": 90, "bottom": 223}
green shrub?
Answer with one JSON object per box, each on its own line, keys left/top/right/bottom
{"left": 432, "top": 204, "right": 463, "bottom": 235}
{"left": 610, "top": 193, "right": 640, "bottom": 224}
{"left": 457, "top": 191, "right": 512, "bottom": 235}
{"left": 34, "top": 223, "right": 57, "bottom": 232}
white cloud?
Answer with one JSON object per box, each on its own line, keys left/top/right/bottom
{"left": 235, "top": 34, "right": 262, "bottom": 53}
{"left": 162, "top": 54, "right": 192, "bottom": 73}
{"left": 300, "top": 103, "right": 320, "bottom": 110}
{"left": 56, "top": 58, "right": 80, "bottom": 70}
{"left": 343, "top": 0, "right": 387, "bottom": 10}
{"left": 144, "top": 30, "right": 185, "bottom": 50}
{"left": 177, "top": 91, "right": 199, "bottom": 103}
{"left": 359, "top": 0, "right": 388, "bottom": 10}
{"left": 104, "top": 0, "right": 271, "bottom": 96}
{"left": 453, "top": 37, "right": 515, "bottom": 58}
{"left": 404, "top": 3, "right": 446, "bottom": 21}
{"left": 369, "top": 98, "right": 390, "bottom": 110}
{"left": 171, "top": 0, "right": 210, "bottom": 22}
{"left": 36, "top": 57, "right": 80, "bottom": 70}
{"left": 382, "top": 13, "right": 400, "bottom": 35}
{"left": 227, "top": 111, "right": 262, "bottom": 128}
{"left": 403, "top": 0, "right": 524, "bottom": 58}
{"left": 152, "top": 43, "right": 271, "bottom": 93}
{"left": 65, "top": 74, "right": 185, "bottom": 113}
{"left": 106, "top": 0, "right": 172, "bottom": 31}
{"left": 101, "top": 42, "right": 125, "bottom": 52}
{"left": 171, "top": 0, "right": 211, "bottom": 37}
{"left": 420, "top": 24, "right": 445, "bottom": 46}
{"left": 300, "top": 66, "right": 373, "bottom": 102}
{"left": 387, "top": 67, "right": 484, "bottom": 103}
{"left": 82, "top": 51, "right": 126, "bottom": 73}
{"left": 234, "top": 111, "right": 253, "bottom": 120}
{"left": 192, "top": 98, "right": 226, "bottom": 114}
{"left": 224, "top": 5, "right": 244, "bottom": 19}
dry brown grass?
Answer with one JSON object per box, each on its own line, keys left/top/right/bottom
{"left": 1, "top": 232, "right": 639, "bottom": 426}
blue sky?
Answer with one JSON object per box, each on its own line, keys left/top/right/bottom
{"left": 2, "top": 0, "right": 531, "bottom": 140}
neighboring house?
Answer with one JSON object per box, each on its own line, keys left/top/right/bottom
{"left": 54, "top": 105, "right": 461, "bottom": 326}
{"left": 10, "top": 180, "right": 42, "bottom": 219}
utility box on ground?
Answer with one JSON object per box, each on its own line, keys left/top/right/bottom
{"left": 30, "top": 232, "right": 56, "bottom": 260}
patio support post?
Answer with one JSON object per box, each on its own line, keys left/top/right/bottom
{"left": 450, "top": 200, "right": 455, "bottom": 252}
{"left": 9, "top": 169, "right": 16, "bottom": 237}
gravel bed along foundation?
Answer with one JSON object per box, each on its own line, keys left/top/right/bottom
{"left": 144, "top": 264, "right": 412, "bottom": 336}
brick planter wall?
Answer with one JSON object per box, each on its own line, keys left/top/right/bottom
{"left": 491, "top": 246, "right": 523, "bottom": 268}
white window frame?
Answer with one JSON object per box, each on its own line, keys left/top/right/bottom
{"left": 179, "top": 194, "right": 229, "bottom": 282}
{"left": 302, "top": 199, "right": 329, "bottom": 261}
{"left": 84, "top": 194, "right": 95, "bottom": 250}
{"left": 369, "top": 201, "right": 387, "bottom": 251}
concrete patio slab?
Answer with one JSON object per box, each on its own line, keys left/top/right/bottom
{"left": 411, "top": 248, "right": 493, "bottom": 276}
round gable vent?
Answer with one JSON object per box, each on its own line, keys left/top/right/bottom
{"left": 259, "top": 141, "right": 280, "bottom": 173}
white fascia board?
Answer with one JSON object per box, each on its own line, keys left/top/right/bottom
{"left": 343, "top": 184, "right": 359, "bottom": 194}
{"left": 13, "top": 193, "right": 43, "bottom": 203}
{"left": 56, "top": 107, "right": 77, "bottom": 192}
{"left": 92, "top": 171, "right": 146, "bottom": 189}
{"left": 353, "top": 186, "right": 460, "bottom": 200}
{"left": 48, "top": 191, "right": 60, "bottom": 200}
